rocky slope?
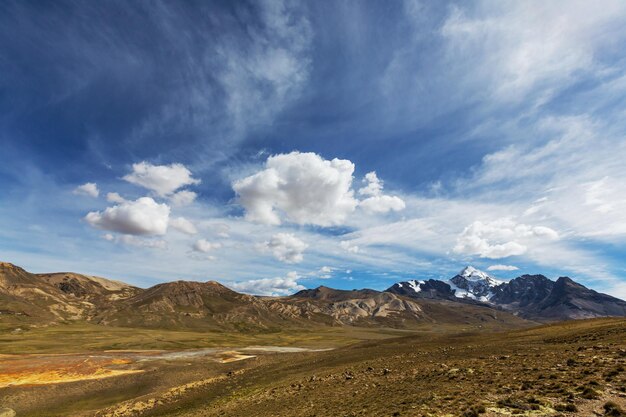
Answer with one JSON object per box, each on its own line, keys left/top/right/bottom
{"left": 1, "top": 261, "right": 527, "bottom": 330}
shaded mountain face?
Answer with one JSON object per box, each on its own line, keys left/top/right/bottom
{"left": 533, "top": 276, "right": 626, "bottom": 320}
{"left": 490, "top": 274, "right": 554, "bottom": 306}
{"left": 387, "top": 279, "right": 456, "bottom": 300}
{"left": 387, "top": 267, "right": 626, "bottom": 321}
{"left": 292, "top": 286, "right": 380, "bottom": 302}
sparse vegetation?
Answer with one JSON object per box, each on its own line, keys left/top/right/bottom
{"left": 554, "top": 403, "right": 578, "bottom": 412}
{"left": 1, "top": 318, "right": 624, "bottom": 416}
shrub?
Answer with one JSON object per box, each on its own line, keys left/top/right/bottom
{"left": 604, "top": 401, "right": 624, "bottom": 417}
{"left": 554, "top": 403, "right": 578, "bottom": 412}
{"left": 581, "top": 387, "right": 599, "bottom": 399}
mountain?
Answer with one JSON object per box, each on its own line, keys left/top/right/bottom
{"left": 517, "top": 276, "right": 626, "bottom": 320}
{"left": 387, "top": 266, "right": 626, "bottom": 321}
{"left": 387, "top": 266, "right": 503, "bottom": 302}
{"left": 4, "top": 260, "right": 622, "bottom": 329}
{"left": 449, "top": 266, "right": 503, "bottom": 300}
{"left": 38, "top": 272, "right": 140, "bottom": 303}
{"left": 387, "top": 279, "right": 456, "bottom": 300}
{"left": 0, "top": 261, "right": 528, "bottom": 331}
{"left": 292, "top": 286, "right": 380, "bottom": 302}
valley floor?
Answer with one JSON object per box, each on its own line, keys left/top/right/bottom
{"left": 0, "top": 318, "right": 625, "bottom": 417}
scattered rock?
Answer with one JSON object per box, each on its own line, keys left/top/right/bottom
{"left": 0, "top": 408, "right": 16, "bottom": 417}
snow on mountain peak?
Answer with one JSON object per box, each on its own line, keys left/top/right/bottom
{"left": 459, "top": 266, "right": 502, "bottom": 285}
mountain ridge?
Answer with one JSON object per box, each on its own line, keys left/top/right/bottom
{"left": 0, "top": 261, "right": 528, "bottom": 330}
{"left": 1, "top": 262, "right": 624, "bottom": 330}
{"left": 388, "top": 266, "right": 626, "bottom": 321}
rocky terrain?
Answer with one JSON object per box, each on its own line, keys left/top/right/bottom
{"left": 0, "top": 262, "right": 529, "bottom": 331}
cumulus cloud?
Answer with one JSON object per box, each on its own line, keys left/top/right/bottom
{"left": 229, "top": 271, "right": 305, "bottom": 296}
{"left": 106, "top": 192, "right": 126, "bottom": 203}
{"left": 487, "top": 264, "right": 519, "bottom": 272}
{"left": 123, "top": 162, "right": 200, "bottom": 197}
{"left": 358, "top": 171, "right": 406, "bottom": 214}
{"left": 340, "top": 240, "right": 360, "bottom": 254}
{"left": 359, "top": 195, "right": 406, "bottom": 214}
{"left": 169, "top": 190, "right": 197, "bottom": 206}
{"left": 73, "top": 182, "right": 99, "bottom": 198}
{"left": 233, "top": 152, "right": 358, "bottom": 226}
{"left": 85, "top": 197, "right": 170, "bottom": 235}
{"left": 192, "top": 239, "right": 222, "bottom": 253}
{"left": 261, "top": 233, "right": 308, "bottom": 264}
{"left": 169, "top": 217, "right": 197, "bottom": 235}
{"left": 359, "top": 172, "right": 384, "bottom": 197}
{"left": 453, "top": 218, "right": 559, "bottom": 259}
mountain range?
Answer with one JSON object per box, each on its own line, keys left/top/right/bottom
{"left": 387, "top": 266, "right": 626, "bottom": 320}
{"left": 1, "top": 261, "right": 625, "bottom": 332}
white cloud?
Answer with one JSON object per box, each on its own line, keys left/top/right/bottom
{"left": 440, "top": 2, "right": 626, "bottom": 103}
{"left": 169, "top": 190, "right": 197, "bottom": 207}
{"left": 487, "top": 264, "right": 519, "bottom": 271}
{"left": 101, "top": 233, "right": 166, "bottom": 249}
{"left": 359, "top": 171, "right": 384, "bottom": 197}
{"left": 340, "top": 240, "right": 360, "bottom": 254}
{"left": 584, "top": 177, "right": 616, "bottom": 214}
{"left": 73, "top": 182, "right": 99, "bottom": 198}
{"left": 106, "top": 192, "right": 126, "bottom": 203}
{"left": 359, "top": 195, "right": 406, "bottom": 214}
{"left": 169, "top": 217, "right": 197, "bottom": 235}
{"left": 358, "top": 171, "right": 406, "bottom": 214}
{"left": 123, "top": 162, "right": 200, "bottom": 197}
{"left": 116, "top": 235, "right": 167, "bottom": 249}
{"left": 233, "top": 152, "right": 358, "bottom": 226}
{"left": 261, "top": 233, "right": 308, "bottom": 264}
{"left": 315, "top": 266, "right": 334, "bottom": 279}
{"left": 212, "top": 223, "right": 230, "bottom": 238}
{"left": 192, "top": 239, "right": 222, "bottom": 253}
{"left": 229, "top": 271, "right": 305, "bottom": 296}
{"left": 85, "top": 197, "right": 170, "bottom": 236}
{"left": 453, "top": 218, "right": 559, "bottom": 259}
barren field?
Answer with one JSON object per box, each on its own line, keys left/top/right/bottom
{"left": 1, "top": 319, "right": 625, "bottom": 417}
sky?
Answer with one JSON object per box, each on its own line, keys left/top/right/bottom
{"left": 1, "top": 0, "right": 626, "bottom": 298}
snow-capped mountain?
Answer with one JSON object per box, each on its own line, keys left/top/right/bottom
{"left": 449, "top": 266, "right": 504, "bottom": 301}
{"left": 387, "top": 266, "right": 503, "bottom": 302}
{"left": 386, "top": 267, "right": 626, "bottom": 321}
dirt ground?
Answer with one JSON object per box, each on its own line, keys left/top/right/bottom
{"left": 0, "top": 318, "right": 624, "bottom": 417}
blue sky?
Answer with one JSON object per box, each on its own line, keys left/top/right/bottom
{"left": 1, "top": 0, "right": 626, "bottom": 298}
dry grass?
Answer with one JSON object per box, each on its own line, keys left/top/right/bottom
{"left": 0, "top": 318, "right": 624, "bottom": 417}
